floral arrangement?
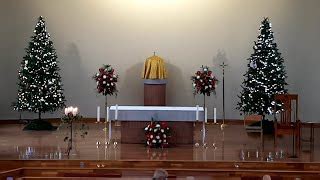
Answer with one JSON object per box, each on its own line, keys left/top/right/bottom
{"left": 93, "top": 64, "right": 118, "bottom": 96}
{"left": 191, "top": 65, "right": 218, "bottom": 96}
{"left": 144, "top": 121, "right": 170, "bottom": 148}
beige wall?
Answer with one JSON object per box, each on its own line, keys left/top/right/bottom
{"left": 0, "top": 0, "right": 319, "bottom": 121}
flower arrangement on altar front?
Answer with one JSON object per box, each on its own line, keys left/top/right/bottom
{"left": 191, "top": 65, "right": 218, "bottom": 96}
{"left": 93, "top": 64, "right": 118, "bottom": 96}
{"left": 144, "top": 120, "right": 170, "bottom": 148}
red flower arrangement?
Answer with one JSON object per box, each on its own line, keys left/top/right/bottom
{"left": 93, "top": 64, "right": 118, "bottom": 96}
{"left": 191, "top": 65, "right": 218, "bottom": 96}
{"left": 144, "top": 121, "right": 170, "bottom": 148}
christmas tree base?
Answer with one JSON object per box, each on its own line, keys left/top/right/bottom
{"left": 23, "top": 119, "right": 57, "bottom": 131}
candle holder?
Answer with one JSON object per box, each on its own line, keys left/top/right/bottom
{"left": 194, "top": 142, "right": 200, "bottom": 148}
{"left": 202, "top": 95, "right": 207, "bottom": 146}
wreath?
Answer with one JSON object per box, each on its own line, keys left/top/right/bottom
{"left": 144, "top": 121, "right": 170, "bottom": 148}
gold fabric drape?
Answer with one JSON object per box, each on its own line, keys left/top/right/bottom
{"left": 142, "top": 55, "right": 167, "bottom": 79}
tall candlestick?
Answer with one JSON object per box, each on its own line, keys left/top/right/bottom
{"left": 205, "top": 107, "right": 208, "bottom": 123}
{"left": 214, "top": 108, "right": 217, "bottom": 124}
{"left": 115, "top": 104, "right": 118, "bottom": 120}
{"left": 104, "top": 122, "right": 107, "bottom": 160}
{"left": 196, "top": 105, "right": 199, "bottom": 121}
{"left": 106, "top": 107, "right": 109, "bottom": 122}
{"left": 97, "top": 106, "right": 100, "bottom": 122}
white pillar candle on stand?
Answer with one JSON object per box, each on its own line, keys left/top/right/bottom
{"left": 196, "top": 105, "right": 199, "bottom": 121}
{"left": 214, "top": 108, "right": 217, "bottom": 124}
{"left": 106, "top": 107, "right": 109, "bottom": 122}
{"left": 72, "top": 107, "right": 78, "bottom": 116}
{"left": 115, "top": 104, "right": 118, "bottom": 120}
{"left": 97, "top": 106, "right": 100, "bottom": 122}
{"left": 108, "top": 121, "right": 112, "bottom": 143}
{"left": 205, "top": 107, "right": 208, "bottom": 123}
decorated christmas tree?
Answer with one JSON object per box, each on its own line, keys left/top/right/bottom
{"left": 13, "top": 16, "right": 65, "bottom": 125}
{"left": 237, "top": 17, "right": 287, "bottom": 117}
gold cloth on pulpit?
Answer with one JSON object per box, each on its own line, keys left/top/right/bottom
{"left": 142, "top": 55, "right": 167, "bottom": 79}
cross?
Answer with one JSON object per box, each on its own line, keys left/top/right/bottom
{"left": 219, "top": 61, "right": 228, "bottom": 70}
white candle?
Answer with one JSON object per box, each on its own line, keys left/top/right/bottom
{"left": 115, "top": 104, "right": 118, "bottom": 120}
{"left": 106, "top": 107, "right": 109, "bottom": 122}
{"left": 214, "top": 108, "right": 217, "bottom": 124}
{"left": 97, "top": 106, "right": 100, "bottom": 122}
{"left": 196, "top": 105, "right": 199, "bottom": 121}
{"left": 205, "top": 107, "right": 208, "bottom": 123}
{"left": 72, "top": 107, "right": 78, "bottom": 116}
{"left": 109, "top": 120, "right": 112, "bottom": 142}
{"left": 64, "top": 107, "right": 68, "bottom": 116}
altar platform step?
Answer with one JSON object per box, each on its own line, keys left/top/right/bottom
{"left": 1, "top": 160, "right": 320, "bottom": 179}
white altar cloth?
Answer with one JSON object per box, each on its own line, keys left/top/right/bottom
{"left": 109, "top": 106, "right": 204, "bottom": 121}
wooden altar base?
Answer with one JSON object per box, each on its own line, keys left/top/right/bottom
{"left": 120, "top": 121, "right": 194, "bottom": 144}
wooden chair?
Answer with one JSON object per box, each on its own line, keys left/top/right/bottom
{"left": 244, "top": 114, "right": 264, "bottom": 149}
{"left": 273, "top": 94, "right": 301, "bottom": 149}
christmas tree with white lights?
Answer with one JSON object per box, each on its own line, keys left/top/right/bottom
{"left": 237, "top": 17, "right": 287, "bottom": 117}
{"left": 14, "top": 16, "right": 65, "bottom": 122}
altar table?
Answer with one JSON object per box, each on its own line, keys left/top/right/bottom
{"left": 109, "top": 106, "right": 205, "bottom": 144}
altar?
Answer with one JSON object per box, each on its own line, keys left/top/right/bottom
{"left": 109, "top": 106, "right": 205, "bottom": 145}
